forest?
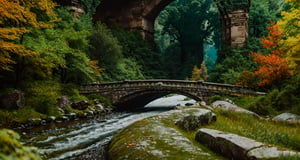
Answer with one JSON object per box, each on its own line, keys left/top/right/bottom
{"left": 0, "top": 0, "right": 299, "bottom": 120}
{"left": 0, "top": 0, "right": 299, "bottom": 159}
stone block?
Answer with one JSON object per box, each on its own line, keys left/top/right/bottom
{"left": 195, "top": 128, "right": 300, "bottom": 159}
{"left": 175, "top": 109, "right": 216, "bottom": 131}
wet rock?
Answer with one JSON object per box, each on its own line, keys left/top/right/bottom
{"left": 185, "top": 102, "right": 194, "bottom": 106}
{"left": 71, "top": 100, "right": 89, "bottom": 110}
{"left": 86, "top": 111, "right": 94, "bottom": 117}
{"left": 93, "top": 99, "right": 100, "bottom": 105}
{"left": 69, "top": 113, "right": 77, "bottom": 120}
{"left": 196, "top": 128, "right": 299, "bottom": 160}
{"left": 40, "top": 119, "right": 47, "bottom": 125}
{"left": 56, "top": 96, "right": 70, "bottom": 108}
{"left": 58, "top": 107, "right": 65, "bottom": 115}
{"left": 78, "top": 112, "right": 88, "bottom": 118}
{"left": 61, "top": 116, "right": 69, "bottom": 121}
{"left": 175, "top": 109, "right": 216, "bottom": 131}
{"left": 109, "top": 108, "right": 217, "bottom": 160}
{"left": 0, "top": 90, "right": 25, "bottom": 109}
{"left": 28, "top": 118, "right": 42, "bottom": 126}
{"left": 46, "top": 116, "right": 56, "bottom": 123}
{"left": 95, "top": 103, "right": 104, "bottom": 110}
{"left": 272, "top": 113, "right": 300, "bottom": 123}
{"left": 55, "top": 116, "right": 69, "bottom": 123}
{"left": 64, "top": 113, "right": 77, "bottom": 120}
{"left": 211, "top": 100, "right": 260, "bottom": 117}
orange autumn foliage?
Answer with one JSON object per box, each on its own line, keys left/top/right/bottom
{"left": 240, "top": 24, "right": 291, "bottom": 87}
{"left": 250, "top": 52, "right": 290, "bottom": 87}
{"left": 0, "top": 0, "right": 58, "bottom": 71}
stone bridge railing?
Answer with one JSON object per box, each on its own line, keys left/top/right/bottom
{"left": 80, "top": 80, "right": 264, "bottom": 106}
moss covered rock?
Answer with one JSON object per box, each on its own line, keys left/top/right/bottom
{"left": 108, "top": 108, "right": 224, "bottom": 160}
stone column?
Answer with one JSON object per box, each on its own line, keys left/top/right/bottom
{"left": 220, "top": 8, "right": 249, "bottom": 48}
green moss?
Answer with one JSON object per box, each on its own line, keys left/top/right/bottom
{"left": 0, "top": 129, "right": 41, "bottom": 160}
{"left": 0, "top": 107, "right": 44, "bottom": 127}
{"left": 109, "top": 110, "right": 225, "bottom": 160}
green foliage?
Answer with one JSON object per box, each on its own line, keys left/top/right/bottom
{"left": 208, "top": 95, "right": 223, "bottom": 104}
{"left": 248, "top": 74, "right": 300, "bottom": 115}
{"left": 247, "top": 96, "right": 276, "bottom": 116}
{"left": 111, "top": 28, "right": 165, "bottom": 79}
{"left": 210, "top": 0, "right": 286, "bottom": 84}
{"left": 85, "top": 94, "right": 112, "bottom": 107}
{"left": 208, "top": 47, "right": 256, "bottom": 84}
{"left": 0, "top": 129, "right": 41, "bottom": 160}
{"left": 249, "top": 0, "right": 286, "bottom": 38}
{"left": 81, "top": 0, "right": 101, "bottom": 15}
{"left": 88, "top": 23, "right": 145, "bottom": 81}
{"left": 25, "top": 80, "right": 61, "bottom": 115}
{"left": 155, "top": 0, "right": 220, "bottom": 79}
{"left": 0, "top": 107, "right": 43, "bottom": 127}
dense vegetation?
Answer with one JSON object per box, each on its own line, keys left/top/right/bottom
{"left": 0, "top": 0, "right": 299, "bottom": 158}
{"left": 155, "top": 0, "right": 220, "bottom": 79}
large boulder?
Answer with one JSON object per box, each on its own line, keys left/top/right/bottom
{"left": 196, "top": 128, "right": 299, "bottom": 159}
{"left": 71, "top": 100, "right": 89, "bottom": 110}
{"left": 211, "top": 100, "right": 259, "bottom": 117}
{"left": 175, "top": 108, "right": 216, "bottom": 131}
{"left": 108, "top": 108, "right": 221, "bottom": 160}
{"left": 0, "top": 90, "right": 25, "bottom": 110}
{"left": 272, "top": 113, "right": 300, "bottom": 123}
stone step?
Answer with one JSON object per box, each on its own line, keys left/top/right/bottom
{"left": 195, "top": 128, "right": 299, "bottom": 159}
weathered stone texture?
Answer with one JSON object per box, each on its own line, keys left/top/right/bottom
{"left": 94, "top": 0, "right": 250, "bottom": 47}
{"left": 196, "top": 128, "right": 300, "bottom": 159}
{"left": 175, "top": 109, "right": 216, "bottom": 130}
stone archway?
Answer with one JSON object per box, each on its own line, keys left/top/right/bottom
{"left": 93, "top": 0, "right": 250, "bottom": 47}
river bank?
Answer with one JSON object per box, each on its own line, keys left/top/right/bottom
{"left": 108, "top": 105, "right": 300, "bottom": 160}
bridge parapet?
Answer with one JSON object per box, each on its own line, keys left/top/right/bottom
{"left": 80, "top": 80, "right": 264, "bottom": 108}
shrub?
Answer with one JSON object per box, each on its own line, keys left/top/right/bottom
{"left": 208, "top": 95, "right": 222, "bottom": 104}
{"left": 85, "top": 94, "right": 111, "bottom": 107}
{"left": 248, "top": 96, "right": 275, "bottom": 116}
{"left": 25, "top": 80, "right": 61, "bottom": 116}
{"left": 0, "top": 129, "right": 41, "bottom": 160}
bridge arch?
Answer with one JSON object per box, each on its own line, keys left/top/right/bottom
{"left": 93, "top": 0, "right": 250, "bottom": 47}
{"left": 114, "top": 89, "right": 203, "bottom": 109}
{"left": 80, "top": 80, "right": 262, "bottom": 110}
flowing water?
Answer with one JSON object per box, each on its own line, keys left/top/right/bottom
{"left": 20, "top": 95, "right": 196, "bottom": 160}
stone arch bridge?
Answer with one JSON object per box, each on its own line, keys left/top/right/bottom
{"left": 93, "top": 0, "right": 251, "bottom": 47}
{"left": 80, "top": 80, "right": 263, "bottom": 109}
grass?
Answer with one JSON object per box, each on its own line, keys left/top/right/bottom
{"left": 109, "top": 107, "right": 299, "bottom": 160}
{"left": 0, "top": 107, "right": 44, "bottom": 128}
{"left": 207, "top": 109, "right": 300, "bottom": 151}
{"left": 109, "top": 109, "right": 225, "bottom": 160}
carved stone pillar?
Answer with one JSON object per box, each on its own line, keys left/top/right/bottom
{"left": 220, "top": 8, "right": 249, "bottom": 47}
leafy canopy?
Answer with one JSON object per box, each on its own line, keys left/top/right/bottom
{"left": 0, "top": 0, "right": 59, "bottom": 71}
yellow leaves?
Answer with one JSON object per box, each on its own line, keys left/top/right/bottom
{"left": 0, "top": 27, "right": 30, "bottom": 40}
{"left": 277, "top": 0, "right": 300, "bottom": 74}
{"left": 89, "top": 60, "right": 105, "bottom": 76}
{"left": 0, "top": 0, "right": 58, "bottom": 71}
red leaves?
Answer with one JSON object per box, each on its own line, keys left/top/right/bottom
{"left": 260, "top": 24, "right": 283, "bottom": 51}
{"left": 240, "top": 24, "right": 291, "bottom": 88}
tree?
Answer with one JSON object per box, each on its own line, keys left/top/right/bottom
{"left": 191, "top": 61, "right": 208, "bottom": 81}
{"left": 0, "top": 0, "right": 58, "bottom": 87}
{"left": 278, "top": 0, "right": 300, "bottom": 74}
{"left": 240, "top": 24, "right": 291, "bottom": 88}
{"left": 156, "top": 0, "right": 220, "bottom": 79}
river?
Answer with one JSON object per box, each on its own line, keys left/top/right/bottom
{"left": 21, "top": 95, "right": 196, "bottom": 160}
